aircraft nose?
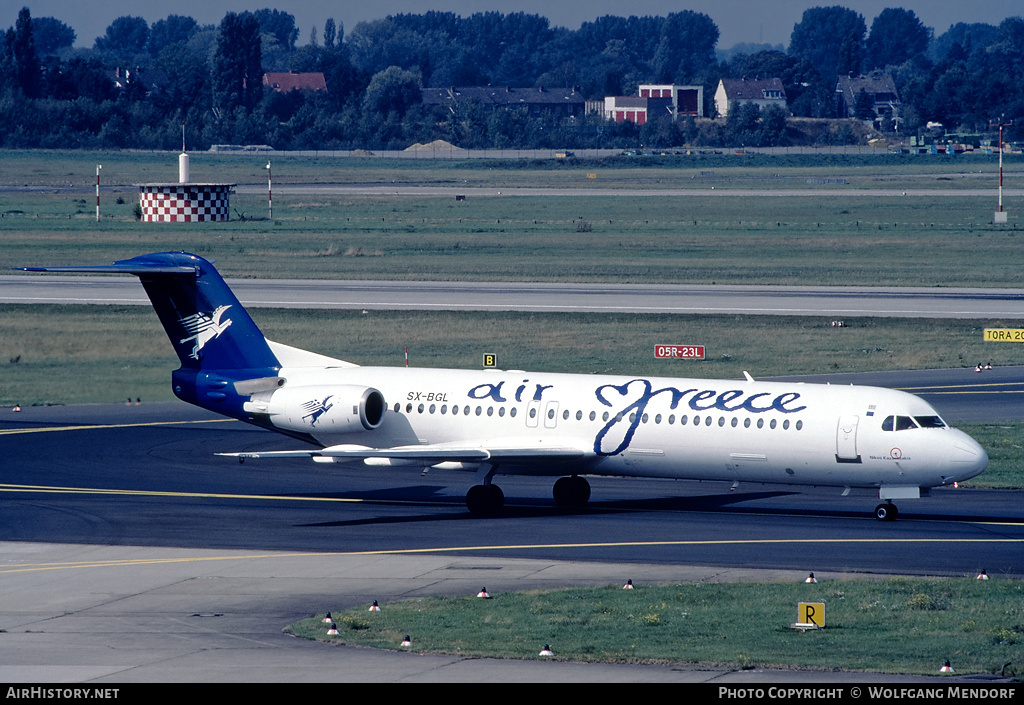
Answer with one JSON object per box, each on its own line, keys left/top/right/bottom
{"left": 948, "top": 431, "right": 988, "bottom": 481}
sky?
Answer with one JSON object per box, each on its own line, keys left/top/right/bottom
{"left": 11, "top": 1, "right": 1023, "bottom": 50}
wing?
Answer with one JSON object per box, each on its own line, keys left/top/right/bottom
{"left": 218, "top": 439, "right": 592, "bottom": 470}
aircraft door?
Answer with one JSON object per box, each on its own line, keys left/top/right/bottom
{"left": 836, "top": 415, "right": 861, "bottom": 463}
{"left": 526, "top": 400, "right": 541, "bottom": 428}
{"left": 544, "top": 401, "right": 560, "bottom": 429}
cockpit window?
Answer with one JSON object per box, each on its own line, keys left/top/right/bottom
{"left": 914, "top": 415, "right": 946, "bottom": 428}
{"left": 896, "top": 416, "right": 918, "bottom": 431}
{"left": 881, "top": 415, "right": 922, "bottom": 431}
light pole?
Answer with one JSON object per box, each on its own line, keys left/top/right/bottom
{"left": 991, "top": 119, "right": 1011, "bottom": 223}
{"left": 96, "top": 165, "right": 102, "bottom": 222}
{"left": 266, "top": 161, "right": 272, "bottom": 220}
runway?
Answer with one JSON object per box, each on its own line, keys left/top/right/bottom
{"left": 4, "top": 274, "right": 1024, "bottom": 318}
{"left": 2, "top": 378, "right": 1023, "bottom": 681}
{"left": 3, "top": 364, "right": 1021, "bottom": 567}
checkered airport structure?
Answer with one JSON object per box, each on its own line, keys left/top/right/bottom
{"left": 139, "top": 184, "right": 233, "bottom": 222}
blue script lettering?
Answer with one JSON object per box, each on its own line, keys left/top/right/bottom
{"left": 593, "top": 379, "right": 807, "bottom": 455}
{"left": 468, "top": 382, "right": 507, "bottom": 403}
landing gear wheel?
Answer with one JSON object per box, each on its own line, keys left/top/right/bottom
{"left": 552, "top": 475, "right": 591, "bottom": 508}
{"left": 874, "top": 502, "right": 899, "bottom": 521}
{"left": 466, "top": 484, "right": 505, "bottom": 516}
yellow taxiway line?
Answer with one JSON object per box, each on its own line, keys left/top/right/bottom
{"left": 0, "top": 418, "right": 235, "bottom": 436}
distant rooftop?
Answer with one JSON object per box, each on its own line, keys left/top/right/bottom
{"left": 263, "top": 72, "right": 328, "bottom": 93}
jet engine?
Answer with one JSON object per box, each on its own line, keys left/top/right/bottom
{"left": 243, "top": 384, "right": 385, "bottom": 433}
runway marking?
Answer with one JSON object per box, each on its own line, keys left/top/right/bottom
{"left": 901, "top": 387, "right": 1024, "bottom": 393}
{"left": 0, "top": 483, "right": 366, "bottom": 504}
{"left": 3, "top": 538, "right": 1024, "bottom": 575}
{"left": 0, "top": 418, "right": 235, "bottom": 436}
{"left": 897, "top": 381, "right": 1024, "bottom": 391}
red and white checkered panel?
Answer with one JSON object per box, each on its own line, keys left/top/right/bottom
{"left": 140, "top": 186, "right": 231, "bottom": 222}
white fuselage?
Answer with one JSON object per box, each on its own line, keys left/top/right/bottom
{"left": 254, "top": 365, "right": 988, "bottom": 492}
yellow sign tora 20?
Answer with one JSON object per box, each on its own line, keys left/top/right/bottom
{"left": 984, "top": 329, "right": 1024, "bottom": 342}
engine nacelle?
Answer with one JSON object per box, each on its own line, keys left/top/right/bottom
{"left": 244, "top": 384, "right": 385, "bottom": 433}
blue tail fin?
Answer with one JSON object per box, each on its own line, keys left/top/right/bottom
{"left": 19, "top": 252, "right": 280, "bottom": 374}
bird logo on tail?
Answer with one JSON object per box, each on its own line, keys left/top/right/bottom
{"left": 178, "top": 305, "right": 233, "bottom": 360}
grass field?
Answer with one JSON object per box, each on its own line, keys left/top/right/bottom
{"left": 5, "top": 305, "right": 1024, "bottom": 404}
{"left": 287, "top": 577, "right": 1024, "bottom": 676}
{"left": 1, "top": 149, "right": 1022, "bottom": 285}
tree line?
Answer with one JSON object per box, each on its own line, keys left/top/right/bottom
{"left": 0, "top": 6, "right": 1021, "bottom": 151}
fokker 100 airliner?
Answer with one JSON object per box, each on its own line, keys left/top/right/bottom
{"left": 18, "top": 252, "right": 988, "bottom": 520}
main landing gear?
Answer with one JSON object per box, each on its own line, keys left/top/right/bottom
{"left": 874, "top": 502, "right": 899, "bottom": 521}
{"left": 465, "top": 475, "right": 592, "bottom": 516}
{"left": 552, "top": 475, "right": 591, "bottom": 508}
{"left": 466, "top": 483, "right": 504, "bottom": 516}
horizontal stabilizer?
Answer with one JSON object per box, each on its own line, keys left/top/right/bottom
{"left": 16, "top": 263, "right": 197, "bottom": 275}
